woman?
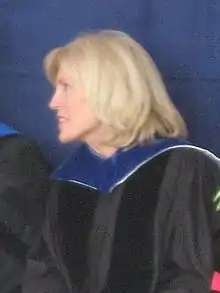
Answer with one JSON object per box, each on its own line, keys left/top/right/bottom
{"left": 43, "top": 30, "right": 220, "bottom": 293}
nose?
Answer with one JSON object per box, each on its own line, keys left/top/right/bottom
{"left": 49, "top": 89, "right": 61, "bottom": 110}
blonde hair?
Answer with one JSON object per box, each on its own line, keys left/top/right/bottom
{"left": 44, "top": 30, "right": 187, "bottom": 148}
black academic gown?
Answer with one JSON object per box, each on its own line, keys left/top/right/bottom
{"left": 0, "top": 123, "right": 50, "bottom": 293}
{"left": 44, "top": 138, "right": 220, "bottom": 293}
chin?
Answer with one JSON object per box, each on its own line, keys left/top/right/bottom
{"left": 58, "top": 132, "right": 79, "bottom": 144}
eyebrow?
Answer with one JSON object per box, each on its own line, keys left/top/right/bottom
{"left": 56, "top": 78, "right": 71, "bottom": 84}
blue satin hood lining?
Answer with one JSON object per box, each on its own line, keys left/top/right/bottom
{"left": 51, "top": 138, "right": 193, "bottom": 192}
{"left": 0, "top": 122, "right": 19, "bottom": 137}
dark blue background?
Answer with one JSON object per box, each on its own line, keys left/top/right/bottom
{"left": 0, "top": 0, "right": 219, "bottom": 165}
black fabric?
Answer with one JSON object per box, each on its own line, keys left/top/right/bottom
{"left": 0, "top": 222, "right": 29, "bottom": 259}
{"left": 22, "top": 259, "right": 68, "bottom": 293}
{"left": 155, "top": 149, "right": 217, "bottom": 293}
{"left": 40, "top": 147, "right": 220, "bottom": 293}
{"left": 0, "top": 135, "right": 50, "bottom": 293}
{"left": 85, "top": 185, "right": 125, "bottom": 293}
{"left": 58, "top": 185, "right": 99, "bottom": 292}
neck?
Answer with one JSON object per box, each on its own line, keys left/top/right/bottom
{"left": 83, "top": 124, "right": 119, "bottom": 158}
{"left": 87, "top": 142, "right": 118, "bottom": 158}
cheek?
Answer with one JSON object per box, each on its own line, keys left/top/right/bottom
{"left": 58, "top": 106, "right": 99, "bottom": 143}
{"left": 58, "top": 94, "right": 72, "bottom": 118}
{"left": 70, "top": 102, "right": 98, "bottom": 131}
{"left": 68, "top": 97, "right": 88, "bottom": 120}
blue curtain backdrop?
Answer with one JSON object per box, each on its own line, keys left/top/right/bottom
{"left": 0, "top": 0, "right": 219, "bottom": 165}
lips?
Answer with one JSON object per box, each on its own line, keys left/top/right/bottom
{"left": 57, "top": 116, "right": 68, "bottom": 123}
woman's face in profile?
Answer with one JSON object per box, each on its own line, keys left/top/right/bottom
{"left": 49, "top": 65, "right": 100, "bottom": 144}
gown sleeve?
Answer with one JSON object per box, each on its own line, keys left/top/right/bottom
{"left": 156, "top": 148, "right": 220, "bottom": 293}
{"left": 0, "top": 135, "right": 50, "bottom": 293}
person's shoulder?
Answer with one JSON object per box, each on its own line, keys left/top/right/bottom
{"left": 0, "top": 133, "right": 38, "bottom": 149}
{"left": 167, "top": 145, "right": 220, "bottom": 169}
{"left": 161, "top": 145, "right": 220, "bottom": 192}
{"left": 157, "top": 145, "right": 220, "bottom": 212}
{"left": 138, "top": 143, "right": 219, "bottom": 178}
{"left": 0, "top": 134, "right": 50, "bottom": 171}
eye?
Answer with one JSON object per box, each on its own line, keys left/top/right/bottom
{"left": 56, "top": 80, "right": 72, "bottom": 93}
{"left": 61, "top": 82, "right": 69, "bottom": 91}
